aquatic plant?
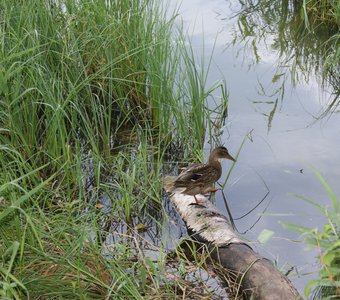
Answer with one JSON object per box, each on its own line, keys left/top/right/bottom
{"left": 0, "top": 0, "right": 229, "bottom": 298}
{"left": 283, "top": 169, "right": 340, "bottom": 299}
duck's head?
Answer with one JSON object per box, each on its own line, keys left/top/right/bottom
{"left": 210, "top": 146, "right": 236, "bottom": 162}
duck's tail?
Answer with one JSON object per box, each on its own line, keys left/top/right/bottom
{"left": 162, "top": 176, "right": 176, "bottom": 192}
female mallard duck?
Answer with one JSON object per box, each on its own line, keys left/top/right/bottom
{"left": 167, "top": 146, "right": 235, "bottom": 203}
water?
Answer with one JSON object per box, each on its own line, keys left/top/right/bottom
{"left": 168, "top": 0, "right": 340, "bottom": 294}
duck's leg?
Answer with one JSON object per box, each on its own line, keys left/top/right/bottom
{"left": 193, "top": 194, "right": 208, "bottom": 204}
{"left": 189, "top": 195, "right": 206, "bottom": 206}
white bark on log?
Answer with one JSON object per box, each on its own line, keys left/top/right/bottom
{"left": 169, "top": 192, "right": 302, "bottom": 300}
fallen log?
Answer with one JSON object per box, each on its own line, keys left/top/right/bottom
{"left": 168, "top": 192, "right": 302, "bottom": 300}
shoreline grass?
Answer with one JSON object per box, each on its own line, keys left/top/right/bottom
{"left": 0, "top": 0, "right": 230, "bottom": 298}
{"left": 283, "top": 169, "right": 340, "bottom": 299}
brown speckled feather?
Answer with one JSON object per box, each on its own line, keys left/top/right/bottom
{"left": 166, "top": 146, "right": 235, "bottom": 199}
{"left": 173, "top": 164, "right": 221, "bottom": 187}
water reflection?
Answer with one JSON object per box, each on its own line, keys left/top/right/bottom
{"left": 225, "top": 0, "right": 339, "bottom": 131}
{"left": 169, "top": 0, "right": 340, "bottom": 294}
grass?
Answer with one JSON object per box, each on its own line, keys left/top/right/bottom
{"left": 301, "top": 0, "right": 340, "bottom": 29}
{"left": 0, "top": 0, "right": 230, "bottom": 298}
{"left": 282, "top": 169, "right": 340, "bottom": 299}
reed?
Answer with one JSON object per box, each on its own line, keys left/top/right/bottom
{"left": 0, "top": 0, "right": 229, "bottom": 298}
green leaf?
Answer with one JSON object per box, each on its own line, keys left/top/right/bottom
{"left": 3, "top": 241, "right": 19, "bottom": 277}
{"left": 305, "top": 279, "right": 318, "bottom": 297}
{"left": 272, "top": 73, "right": 285, "bottom": 83}
{"left": 312, "top": 168, "right": 339, "bottom": 212}
{"left": 280, "top": 222, "right": 312, "bottom": 234}
{"left": 258, "top": 229, "right": 274, "bottom": 244}
{"left": 288, "top": 193, "right": 325, "bottom": 213}
{"left": 323, "top": 251, "right": 336, "bottom": 266}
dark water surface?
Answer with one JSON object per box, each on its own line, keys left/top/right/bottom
{"left": 168, "top": 0, "right": 340, "bottom": 293}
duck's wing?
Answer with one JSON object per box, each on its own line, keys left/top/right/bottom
{"left": 174, "top": 164, "right": 218, "bottom": 187}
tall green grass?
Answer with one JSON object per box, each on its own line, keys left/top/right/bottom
{"left": 0, "top": 0, "right": 229, "bottom": 298}
{"left": 0, "top": 0, "right": 202, "bottom": 158}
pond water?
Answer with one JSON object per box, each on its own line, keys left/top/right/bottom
{"left": 167, "top": 0, "right": 340, "bottom": 294}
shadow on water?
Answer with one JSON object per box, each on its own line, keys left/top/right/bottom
{"left": 223, "top": 0, "right": 339, "bottom": 132}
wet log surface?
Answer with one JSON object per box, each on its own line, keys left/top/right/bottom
{"left": 168, "top": 192, "right": 302, "bottom": 300}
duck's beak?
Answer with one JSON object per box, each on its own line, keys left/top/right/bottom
{"left": 227, "top": 153, "right": 236, "bottom": 162}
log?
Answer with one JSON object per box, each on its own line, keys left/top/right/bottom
{"left": 168, "top": 192, "right": 302, "bottom": 300}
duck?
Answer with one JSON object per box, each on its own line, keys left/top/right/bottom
{"left": 166, "top": 146, "right": 235, "bottom": 203}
